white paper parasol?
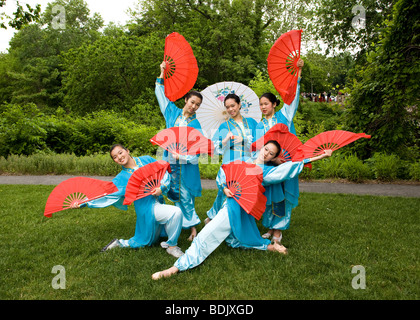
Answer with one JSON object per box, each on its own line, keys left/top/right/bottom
{"left": 196, "top": 81, "right": 262, "bottom": 138}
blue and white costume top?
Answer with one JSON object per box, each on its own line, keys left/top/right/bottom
{"left": 206, "top": 116, "right": 258, "bottom": 220}
{"left": 212, "top": 117, "right": 258, "bottom": 164}
{"left": 256, "top": 78, "right": 301, "bottom": 230}
{"left": 155, "top": 78, "right": 202, "bottom": 228}
{"left": 255, "top": 78, "right": 301, "bottom": 139}
{"left": 174, "top": 158, "right": 311, "bottom": 272}
{"left": 85, "top": 156, "right": 182, "bottom": 248}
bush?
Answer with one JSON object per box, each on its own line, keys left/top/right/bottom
{"left": 0, "top": 152, "right": 120, "bottom": 176}
{"left": 341, "top": 154, "right": 372, "bottom": 182}
{"left": 0, "top": 103, "right": 49, "bottom": 156}
{"left": 0, "top": 103, "right": 160, "bottom": 158}
{"left": 316, "top": 153, "right": 344, "bottom": 179}
{"left": 409, "top": 161, "right": 420, "bottom": 181}
{"left": 369, "top": 153, "right": 400, "bottom": 181}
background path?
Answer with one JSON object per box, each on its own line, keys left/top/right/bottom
{"left": 1, "top": 175, "right": 419, "bottom": 198}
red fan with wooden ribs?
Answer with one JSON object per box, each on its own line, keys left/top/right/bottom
{"left": 267, "top": 29, "right": 302, "bottom": 105}
{"left": 123, "top": 160, "right": 171, "bottom": 205}
{"left": 295, "top": 130, "right": 371, "bottom": 159}
{"left": 44, "top": 177, "right": 118, "bottom": 217}
{"left": 164, "top": 32, "right": 199, "bottom": 102}
{"left": 150, "top": 126, "right": 215, "bottom": 156}
{"left": 251, "top": 123, "right": 303, "bottom": 162}
{"left": 222, "top": 161, "right": 267, "bottom": 220}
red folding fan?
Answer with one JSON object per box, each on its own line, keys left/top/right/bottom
{"left": 251, "top": 123, "right": 303, "bottom": 162}
{"left": 150, "top": 126, "right": 215, "bottom": 156}
{"left": 44, "top": 177, "right": 118, "bottom": 217}
{"left": 267, "top": 29, "right": 302, "bottom": 105}
{"left": 123, "top": 160, "right": 171, "bottom": 205}
{"left": 295, "top": 130, "right": 371, "bottom": 159}
{"left": 222, "top": 161, "right": 267, "bottom": 220}
{"left": 164, "top": 32, "right": 199, "bottom": 102}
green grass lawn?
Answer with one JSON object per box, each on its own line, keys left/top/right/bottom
{"left": 0, "top": 185, "right": 418, "bottom": 300}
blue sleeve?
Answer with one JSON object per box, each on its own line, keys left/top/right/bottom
{"left": 262, "top": 161, "right": 304, "bottom": 186}
{"left": 155, "top": 77, "right": 171, "bottom": 115}
{"left": 211, "top": 122, "right": 231, "bottom": 155}
{"left": 159, "top": 171, "right": 171, "bottom": 195}
{"left": 216, "top": 167, "right": 227, "bottom": 192}
{"left": 278, "top": 78, "right": 301, "bottom": 127}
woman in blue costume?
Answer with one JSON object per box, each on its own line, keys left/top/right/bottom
{"left": 71, "top": 144, "right": 184, "bottom": 258}
{"left": 156, "top": 61, "right": 204, "bottom": 241}
{"left": 205, "top": 93, "right": 258, "bottom": 222}
{"left": 256, "top": 58, "right": 304, "bottom": 247}
{"left": 151, "top": 141, "right": 332, "bottom": 280}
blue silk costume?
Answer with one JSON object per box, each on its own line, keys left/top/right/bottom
{"left": 174, "top": 158, "right": 310, "bottom": 272}
{"left": 256, "top": 78, "right": 301, "bottom": 231}
{"left": 206, "top": 117, "right": 258, "bottom": 219}
{"left": 155, "top": 78, "right": 202, "bottom": 229}
{"left": 85, "top": 156, "right": 182, "bottom": 248}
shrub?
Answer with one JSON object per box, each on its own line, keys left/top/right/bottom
{"left": 370, "top": 153, "right": 400, "bottom": 181}
{"left": 317, "top": 153, "right": 344, "bottom": 179}
{"left": 409, "top": 161, "right": 420, "bottom": 181}
{"left": 0, "top": 103, "right": 49, "bottom": 157}
{"left": 341, "top": 154, "right": 372, "bottom": 182}
{"left": 0, "top": 152, "right": 120, "bottom": 176}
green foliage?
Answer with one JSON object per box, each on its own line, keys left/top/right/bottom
{"left": 315, "top": 153, "right": 345, "bottom": 179}
{"left": 313, "top": 0, "right": 394, "bottom": 57}
{"left": 344, "top": 0, "right": 420, "bottom": 160}
{"left": 61, "top": 33, "right": 163, "bottom": 114}
{"left": 0, "top": 103, "right": 160, "bottom": 158}
{"left": 340, "top": 154, "right": 373, "bottom": 182}
{"left": 0, "top": 152, "right": 120, "bottom": 176}
{"left": 409, "top": 161, "right": 420, "bottom": 181}
{"left": 368, "top": 153, "right": 401, "bottom": 181}
{"left": 0, "top": 0, "right": 417, "bottom": 171}
{"left": 248, "top": 69, "right": 276, "bottom": 98}
{"left": 295, "top": 100, "right": 346, "bottom": 143}
{"left": 0, "top": 0, "right": 41, "bottom": 30}
{"left": 0, "top": 103, "right": 48, "bottom": 156}
{"left": 3, "top": 0, "right": 103, "bottom": 111}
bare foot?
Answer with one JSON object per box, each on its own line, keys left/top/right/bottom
{"left": 187, "top": 226, "right": 197, "bottom": 241}
{"left": 268, "top": 242, "right": 288, "bottom": 255}
{"left": 152, "top": 266, "right": 179, "bottom": 280}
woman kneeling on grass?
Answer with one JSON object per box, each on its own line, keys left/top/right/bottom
{"left": 71, "top": 144, "right": 184, "bottom": 258}
{"left": 152, "top": 141, "right": 332, "bottom": 279}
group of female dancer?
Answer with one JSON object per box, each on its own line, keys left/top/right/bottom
{"left": 71, "top": 58, "right": 333, "bottom": 280}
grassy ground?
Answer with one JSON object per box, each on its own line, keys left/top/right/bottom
{"left": 0, "top": 185, "right": 418, "bottom": 300}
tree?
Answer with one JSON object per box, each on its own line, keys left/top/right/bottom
{"left": 61, "top": 32, "right": 164, "bottom": 114}
{"left": 5, "top": 0, "right": 103, "bottom": 110}
{"left": 312, "top": 0, "right": 394, "bottom": 58}
{"left": 344, "top": 0, "right": 420, "bottom": 159}
{"left": 128, "top": 0, "right": 297, "bottom": 87}
{"left": 0, "top": 0, "right": 41, "bottom": 30}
